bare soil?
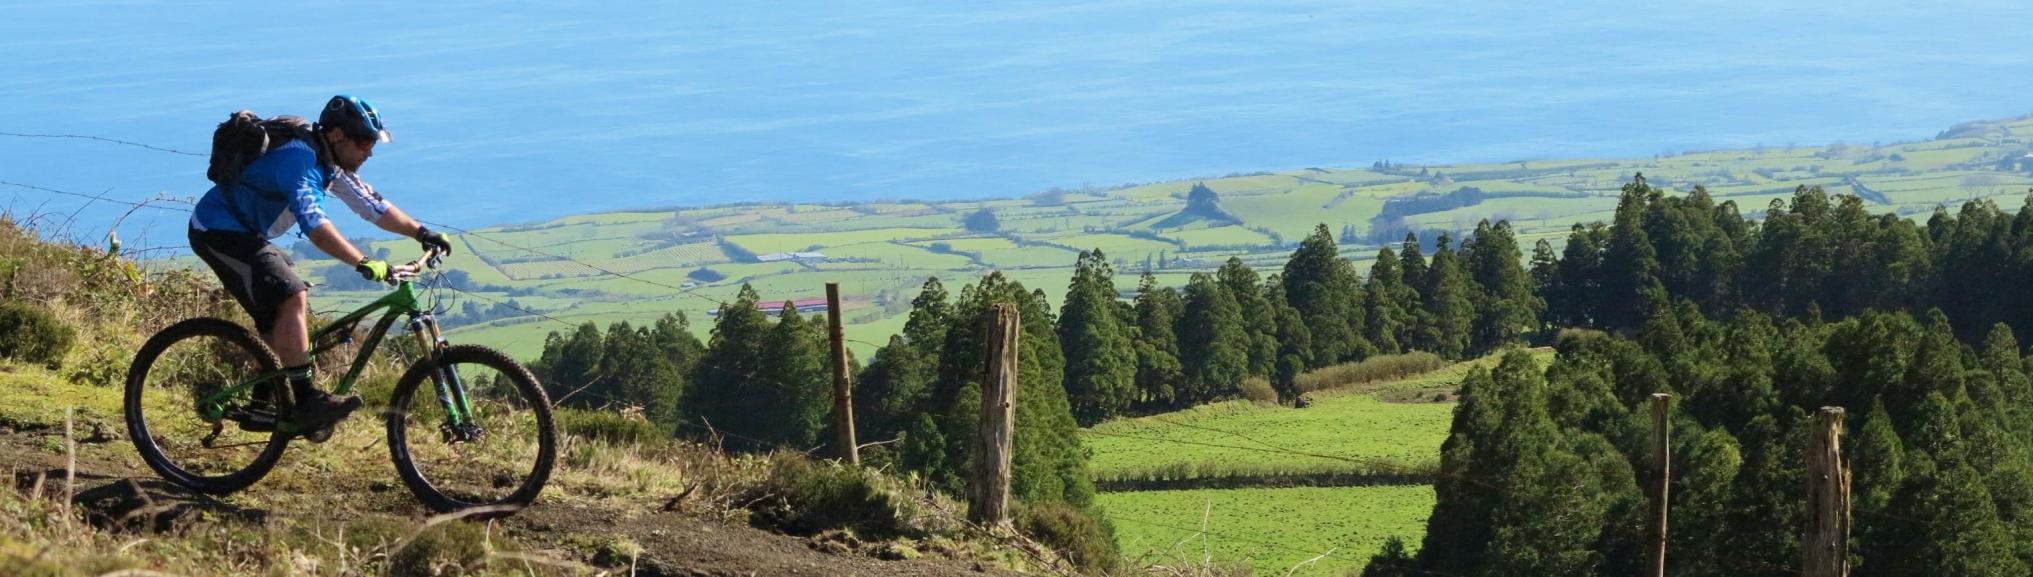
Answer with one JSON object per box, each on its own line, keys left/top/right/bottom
{"left": 0, "top": 428, "right": 1031, "bottom": 577}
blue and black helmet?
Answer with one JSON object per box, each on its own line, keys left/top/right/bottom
{"left": 320, "top": 94, "right": 391, "bottom": 143}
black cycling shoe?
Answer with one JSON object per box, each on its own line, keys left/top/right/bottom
{"left": 227, "top": 381, "right": 285, "bottom": 433}
{"left": 289, "top": 390, "right": 363, "bottom": 435}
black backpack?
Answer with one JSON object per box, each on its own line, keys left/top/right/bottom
{"left": 206, "top": 110, "right": 329, "bottom": 232}
{"left": 206, "top": 110, "right": 315, "bottom": 189}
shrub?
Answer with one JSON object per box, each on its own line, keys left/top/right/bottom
{"left": 557, "top": 408, "right": 667, "bottom": 446}
{"left": 1016, "top": 502, "right": 1121, "bottom": 574}
{"left": 1238, "top": 376, "right": 1278, "bottom": 406}
{"left": 745, "top": 454, "right": 918, "bottom": 539}
{"left": 1292, "top": 351, "right": 1447, "bottom": 393}
{"left": 0, "top": 300, "right": 74, "bottom": 369}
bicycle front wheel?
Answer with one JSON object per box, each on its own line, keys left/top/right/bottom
{"left": 125, "top": 318, "right": 291, "bottom": 494}
{"left": 386, "top": 344, "right": 555, "bottom": 517}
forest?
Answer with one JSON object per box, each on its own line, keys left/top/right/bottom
{"left": 520, "top": 175, "right": 2033, "bottom": 575}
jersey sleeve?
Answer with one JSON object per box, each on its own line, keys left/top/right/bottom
{"left": 332, "top": 170, "right": 394, "bottom": 223}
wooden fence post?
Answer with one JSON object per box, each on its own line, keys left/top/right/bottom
{"left": 1804, "top": 407, "right": 1850, "bottom": 577}
{"left": 1650, "top": 393, "right": 1670, "bottom": 577}
{"left": 971, "top": 303, "right": 1019, "bottom": 527}
{"left": 825, "top": 283, "right": 858, "bottom": 465}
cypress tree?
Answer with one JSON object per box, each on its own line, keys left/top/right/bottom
{"left": 598, "top": 321, "right": 686, "bottom": 429}
{"left": 925, "top": 272, "right": 1094, "bottom": 508}
{"left": 1060, "top": 249, "right": 1139, "bottom": 425}
{"left": 1365, "top": 246, "right": 1412, "bottom": 354}
{"left": 1602, "top": 175, "right": 1666, "bottom": 331}
{"left": 903, "top": 277, "right": 952, "bottom": 357}
{"left": 1132, "top": 271, "right": 1185, "bottom": 411}
{"left": 853, "top": 335, "right": 933, "bottom": 443}
{"left": 1419, "top": 233, "right": 1475, "bottom": 359}
{"left": 1462, "top": 219, "right": 1542, "bottom": 353}
{"left": 1217, "top": 257, "right": 1280, "bottom": 378}
{"left": 750, "top": 302, "right": 830, "bottom": 450}
{"left": 1177, "top": 273, "right": 1250, "bottom": 404}
{"left": 1266, "top": 274, "right": 1313, "bottom": 400}
{"left": 538, "top": 322, "right": 606, "bottom": 407}
{"left": 1282, "top": 224, "right": 1368, "bottom": 365}
{"left": 1528, "top": 238, "right": 1559, "bottom": 331}
{"left": 683, "top": 284, "right": 772, "bottom": 445}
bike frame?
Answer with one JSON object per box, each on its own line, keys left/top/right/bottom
{"left": 193, "top": 278, "right": 477, "bottom": 434}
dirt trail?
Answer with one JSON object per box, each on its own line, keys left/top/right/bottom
{"left": 1, "top": 430, "right": 1032, "bottom": 577}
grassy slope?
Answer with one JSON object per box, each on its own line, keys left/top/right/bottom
{"left": 1099, "top": 485, "right": 1436, "bottom": 577}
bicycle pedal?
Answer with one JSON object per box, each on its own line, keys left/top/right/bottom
{"left": 305, "top": 426, "right": 335, "bottom": 444}
{"left": 226, "top": 405, "right": 280, "bottom": 433}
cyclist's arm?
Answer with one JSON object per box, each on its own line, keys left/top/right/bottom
{"left": 371, "top": 204, "right": 426, "bottom": 239}
{"left": 306, "top": 222, "right": 368, "bottom": 266}
{"left": 332, "top": 171, "right": 425, "bottom": 238}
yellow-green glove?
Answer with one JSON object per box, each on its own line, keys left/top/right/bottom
{"left": 356, "top": 259, "right": 389, "bottom": 282}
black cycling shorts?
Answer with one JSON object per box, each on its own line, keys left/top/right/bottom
{"left": 188, "top": 228, "right": 308, "bottom": 335}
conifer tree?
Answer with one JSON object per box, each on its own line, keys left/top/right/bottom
{"left": 1418, "top": 233, "right": 1474, "bottom": 359}
{"left": 1177, "top": 273, "right": 1250, "bottom": 404}
{"left": 683, "top": 284, "right": 772, "bottom": 446}
{"left": 748, "top": 302, "right": 830, "bottom": 450}
{"left": 1282, "top": 224, "right": 1368, "bottom": 365}
{"left": 903, "top": 277, "right": 952, "bottom": 356}
{"left": 1461, "top": 219, "right": 1542, "bottom": 353}
{"left": 597, "top": 321, "right": 686, "bottom": 428}
{"left": 1602, "top": 175, "right": 1666, "bottom": 330}
{"left": 923, "top": 272, "right": 1094, "bottom": 508}
{"left": 1060, "top": 249, "right": 1138, "bottom": 425}
{"left": 1267, "top": 274, "right": 1314, "bottom": 401}
{"left": 1528, "top": 238, "right": 1559, "bottom": 330}
{"left": 1217, "top": 257, "right": 1280, "bottom": 378}
{"left": 1364, "top": 246, "right": 1411, "bottom": 354}
{"left": 1132, "top": 271, "right": 1185, "bottom": 410}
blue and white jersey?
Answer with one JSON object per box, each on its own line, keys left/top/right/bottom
{"left": 330, "top": 168, "right": 393, "bottom": 223}
{"left": 189, "top": 140, "right": 333, "bottom": 239}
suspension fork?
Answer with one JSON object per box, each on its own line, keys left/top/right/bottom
{"left": 409, "top": 313, "right": 474, "bottom": 426}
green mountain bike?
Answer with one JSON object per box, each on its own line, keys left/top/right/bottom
{"left": 123, "top": 248, "right": 555, "bottom": 517}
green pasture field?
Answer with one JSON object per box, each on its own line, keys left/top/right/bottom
{"left": 1099, "top": 485, "right": 1434, "bottom": 576}
{"left": 1083, "top": 394, "right": 1454, "bottom": 477}
{"left": 725, "top": 228, "right": 953, "bottom": 253}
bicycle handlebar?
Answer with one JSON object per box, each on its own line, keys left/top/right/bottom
{"left": 386, "top": 246, "right": 446, "bottom": 285}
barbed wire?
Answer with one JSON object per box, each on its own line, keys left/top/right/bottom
{"left": 0, "top": 131, "right": 205, "bottom": 156}
{"left": 412, "top": 218, "right": 735, "bottom": 310}
{"left": 1, "top": 180, "right": 190, "bottom": 213}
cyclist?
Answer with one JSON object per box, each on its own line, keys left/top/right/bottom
{"left": 186, "top": 94, "right": 454, "bottom": 434}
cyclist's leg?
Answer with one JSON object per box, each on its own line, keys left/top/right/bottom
{"left": 189, "top": 228, "right": 293, "bottom": 406}
{"left": 267, "top": 289, "right": 311, "bottom": 369}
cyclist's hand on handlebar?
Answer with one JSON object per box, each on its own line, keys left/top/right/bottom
{"left": 415, "top": 226, "right": 454, "bottom": 256}
{"left": 356, "top": 259, "right": 390, "bottom": 282}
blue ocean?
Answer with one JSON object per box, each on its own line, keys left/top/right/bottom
{"left": 3, "top": 0, "right": 2029, "bottom": 248}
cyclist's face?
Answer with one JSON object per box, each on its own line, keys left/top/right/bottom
{"left": 325, "top": 130, "right": 374, "bottom": 171}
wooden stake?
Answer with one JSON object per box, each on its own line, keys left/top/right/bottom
{"left": 1650, "top": 393, "right": 1669, "bottom": 577}
{"left": 825, "top": 283, "right": 858, "bottom": 465}
{"left": 64, "top": 406, "right": 75, "bottom": 526}
{"left": 970, "top": 304, "right": 1019, "bottom": 527}
{"left": 1805, "top": 407, "right": 1851, "bottom": 577}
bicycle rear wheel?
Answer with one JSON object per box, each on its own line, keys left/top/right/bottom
{"left": 386, "top": 344, "right": 555, "bottom": 517}
{"left": 124, "top": 318, "right": 291, "bottom": 494}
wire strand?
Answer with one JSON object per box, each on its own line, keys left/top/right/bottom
{"left": 0, "top": 131, "right": 205, "bottom": 156}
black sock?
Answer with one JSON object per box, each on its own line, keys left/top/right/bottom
{"left": 285, "top": 364, "right": 316, "bottom": 401}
